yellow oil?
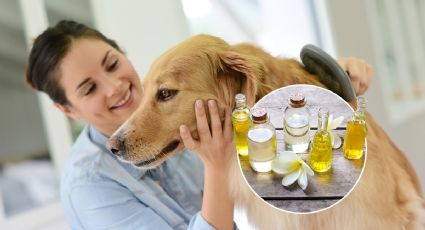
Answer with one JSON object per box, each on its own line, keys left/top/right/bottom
{"left": 309, "top": 130, "right": 333, "bottom": 172}
{"left": 232, "top": 110, "right": 251, "bottom": 156}
{"left": 343, "top": 120, "right": 366, "bottom": 159}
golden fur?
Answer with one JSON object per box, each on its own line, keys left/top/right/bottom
{"left": 112, "top": 34, "right": 425, "bottom": 229}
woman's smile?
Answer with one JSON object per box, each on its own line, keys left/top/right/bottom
{"left": 110, "top": 85, "right": 134, "bottom": 110}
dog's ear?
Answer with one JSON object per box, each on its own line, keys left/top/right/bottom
{"left": 218, "top": 51, "right": 266, "bottom": 107}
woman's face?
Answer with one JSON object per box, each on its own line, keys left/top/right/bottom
{"left": 56, "top": 38, "right": 142, "bottom": 136}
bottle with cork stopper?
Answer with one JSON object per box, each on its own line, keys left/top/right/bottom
{"left": 247, "top": 107, "right": 276, "bottom": 173}
{"left": 283, "top": 92, "right": 310, "bottom": 153}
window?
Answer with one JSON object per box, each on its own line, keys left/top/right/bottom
{"left": 367, "top": 0, "right": 425, "bottom": 124}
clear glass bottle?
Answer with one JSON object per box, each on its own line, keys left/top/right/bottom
{"left": 232, "top": 94, "right": 251, "bottom": 157}
{"left": 309, "top": 107, "right": 333, "bottom": 173}
{"left": 283, "top": 93, "right": 310, "bottom": 153}
{"left": 247, "top": 108, "right": 276, "bottom": 173}
{"left": 343, "top": 96, "right": 367, "bottom": 160}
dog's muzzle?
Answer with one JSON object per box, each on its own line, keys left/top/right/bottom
{"left": 107, "top": 132, "right": 126, "bottom": 157}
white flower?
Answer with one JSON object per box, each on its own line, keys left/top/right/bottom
{"left": 272, "top": 151, "right": 314, "bottom": 190}
{"left": 327, "top": 114, "right": 344, "bottom": 149}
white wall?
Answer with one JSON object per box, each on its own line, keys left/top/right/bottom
{"left": 90, "top": 0, "right": 190, "bottom": 78}
{"left": 325, "top": 0, "right": 425, "bottom": 192}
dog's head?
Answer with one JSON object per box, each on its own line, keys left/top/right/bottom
{"left": 106, "top": 34, "right": 267, "bottom": 168}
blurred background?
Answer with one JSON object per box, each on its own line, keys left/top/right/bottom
{"left": 0, "top": 0, "right": 423, "bottom": 229}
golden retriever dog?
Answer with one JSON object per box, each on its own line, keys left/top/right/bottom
{"left": 108, "top": 34, "right": 425, "bottom": 229}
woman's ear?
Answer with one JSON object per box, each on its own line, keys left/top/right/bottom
{"left": 54, "top": 103, "right": 81, "bottom": 120}
{"left": 218, "top": 51, "right": 266, "bottom": 107}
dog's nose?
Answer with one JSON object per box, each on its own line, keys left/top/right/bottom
{"left": 106, "top": 135, "right": 125, "bottom": 156}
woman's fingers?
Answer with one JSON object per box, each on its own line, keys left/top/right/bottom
{"left": 350, "top": 74, "right": 361, "bottom": 96}
{"left": 185, "top": 99, "right": 233, "bottom": 151}
{"left": 195, "top": 100, "right": 212, "bottom": 142}
{"left": 353, "top": 62, "right": 371, "bottom": 95}
{"left": 208, "top": 100, "right": 222, "bottom": 138}
{"left": 185, "top": 99, "right": 235, "bottom": 172}
{"left": 361, "top": 63, "right": 374, "bottom": 94}
{"left": 223, "top": 108, "right": 233, "bottom": 141}
{"left": 338, "top": 57, "right": 374, "bottom": 96}
{"left": 179, "top": 125, "right": 198, "bottom": 150}
{"left": 351, "top": 61, "right": 367, "bottom": 95}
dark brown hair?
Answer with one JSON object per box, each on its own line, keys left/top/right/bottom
{"left": 25, "top": 20, "right": 122, "bottom": 105}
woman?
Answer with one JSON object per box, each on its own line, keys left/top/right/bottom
{"left": 26, "top": 20, "right": 373, "bottom": 230}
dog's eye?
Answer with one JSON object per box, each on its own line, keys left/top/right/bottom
{"left": 157, "top": 89, "right": 178, "bottom": 102}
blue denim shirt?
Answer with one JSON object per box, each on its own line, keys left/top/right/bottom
{"left": 60, "top": 125, "right": 214, "bottom": 229}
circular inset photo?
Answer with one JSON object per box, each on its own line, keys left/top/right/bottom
{"left": 236, "top": 84, "right": 367, "bottom": 213}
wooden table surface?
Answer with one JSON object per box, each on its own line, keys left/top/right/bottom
{"left": 239, "top": 84, "right": 365, "bottom": 213}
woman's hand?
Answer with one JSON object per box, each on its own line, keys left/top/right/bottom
{"left": 179, "top": 99, "right": 235, "bottom": 230}
{"left": 338, "top": 57, "right": 374, "bottom": 96}
{"left": 179, "top": 99, "right": 234, "bottom": 172}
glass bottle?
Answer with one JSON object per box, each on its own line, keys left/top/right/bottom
{"left": 309, "top": 107, "right": 333, "bottom": 173}
{"left": 247, "top": 107, "right": 276, "bottom": 173}
{"left": 343, "top": 96, "right": 367, "bottom": 159}
{"left": 232, "top": 94, "right": 251, "bottom": 157}
{"left": 283, "top": 93, "right": 310, "bottom": 153}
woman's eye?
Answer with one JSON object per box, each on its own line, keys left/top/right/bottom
{"left": 107, "top": 59, "right": 118, "bottom": 72}
{"left": 156, "top": 89, "right": 178, "bottom": 101}
{"left": 84, "top": 84, "right": 96, "bottom": 96}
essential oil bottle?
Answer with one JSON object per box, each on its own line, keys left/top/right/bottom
{"left": 232, "top": 94, "right": 251, "bottom": 157}
{"left": 247, "top": 108, "right": 276, "bottom": 173}
{"left": 283, "top": 93, "right": 310, "bottom": 153}
{"left": 343, "top": 96, "right": 367, "bottom": 159}
{"left": 309, "top": 107, "right": 333, "bottom": 173}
